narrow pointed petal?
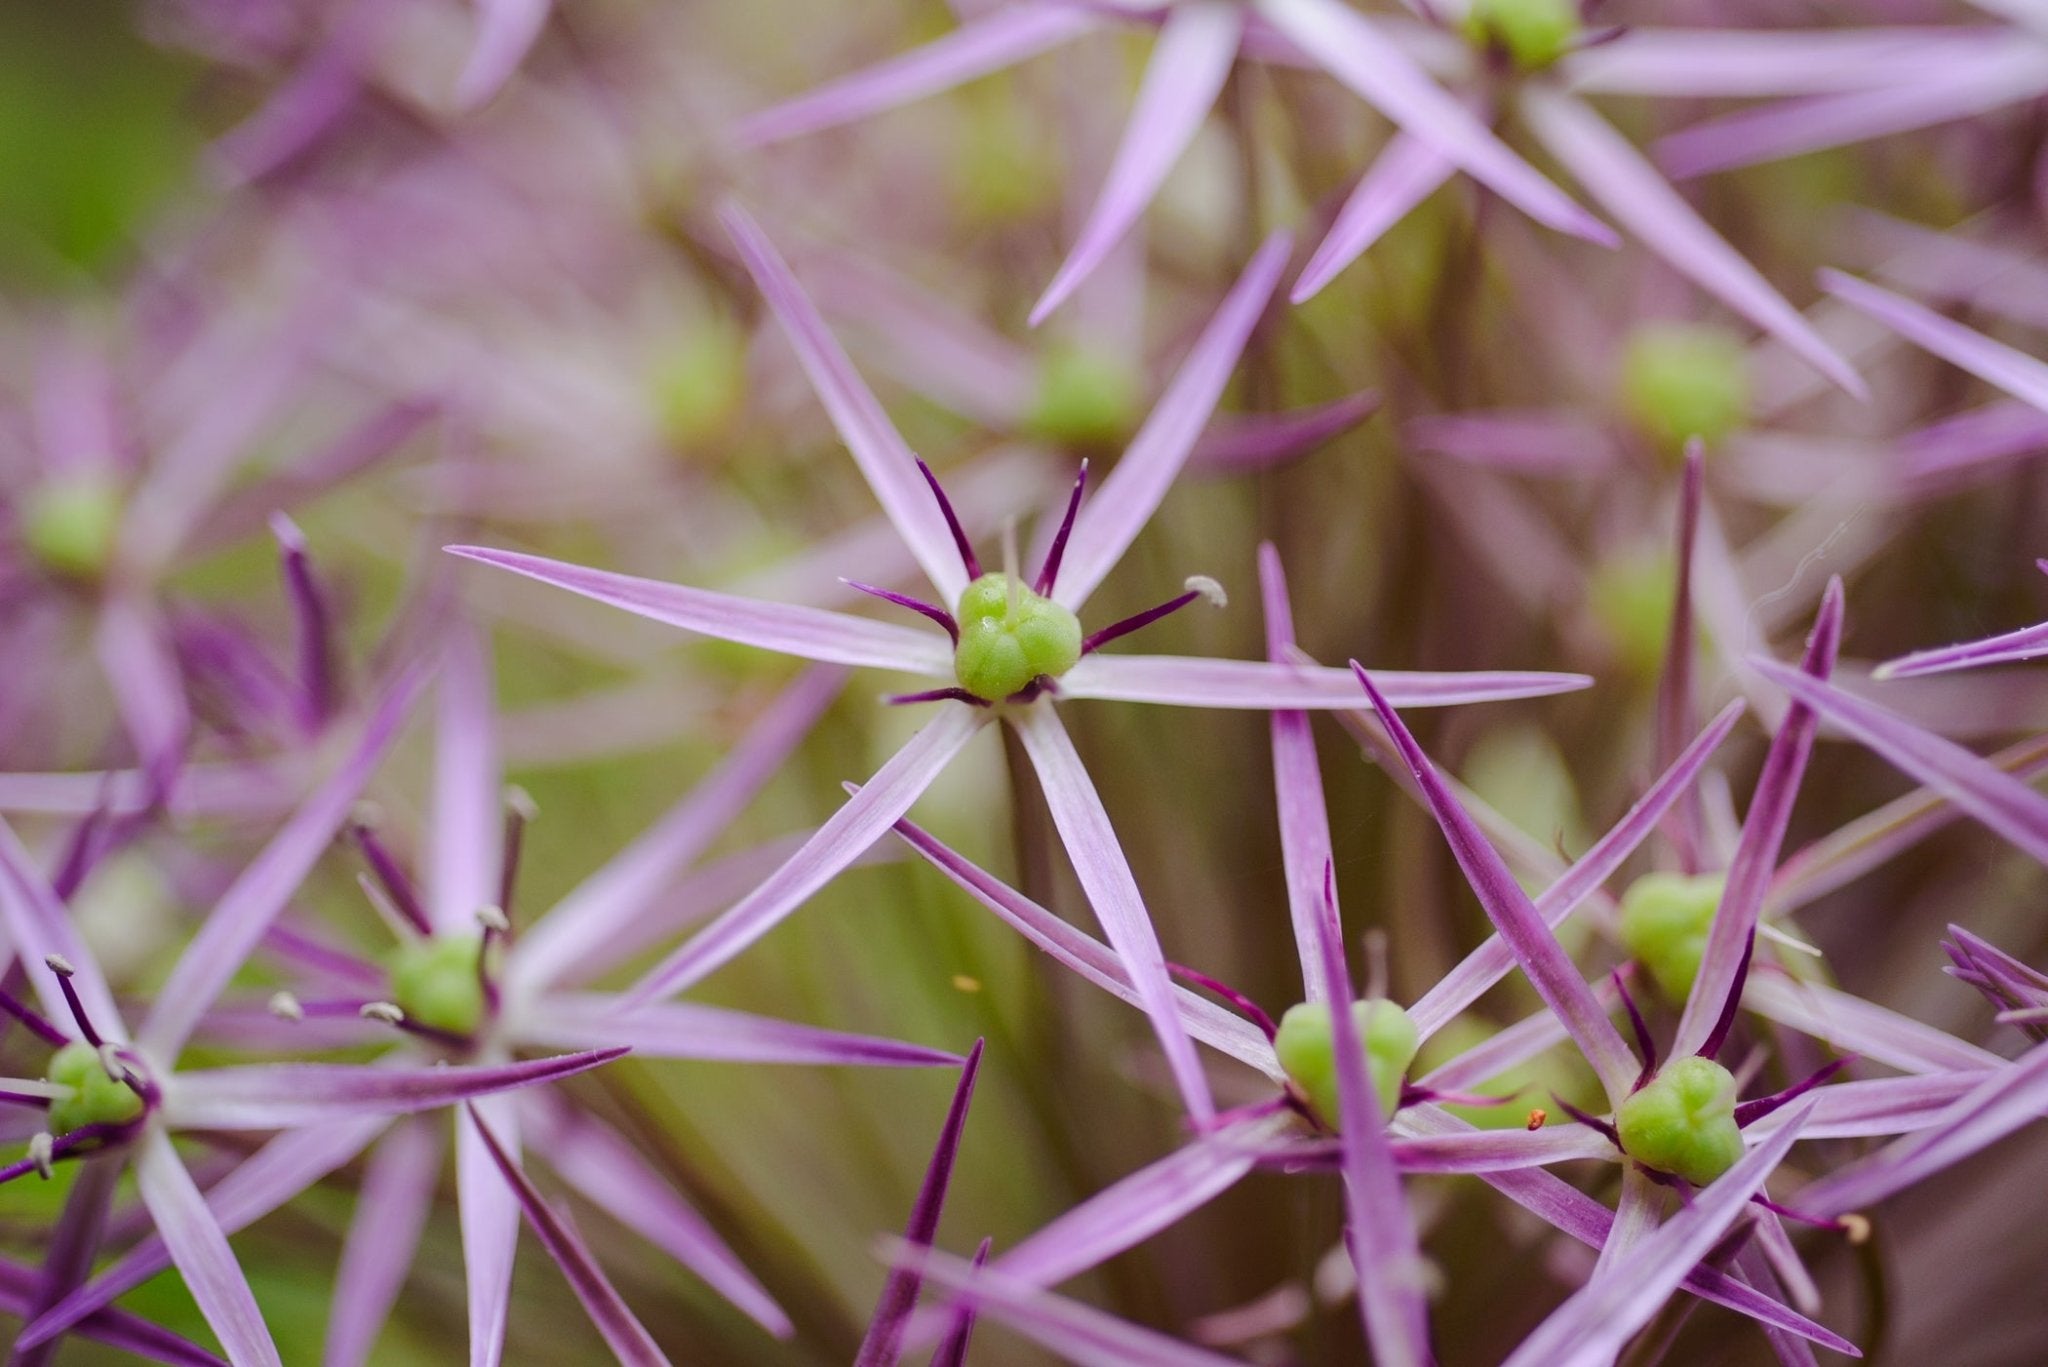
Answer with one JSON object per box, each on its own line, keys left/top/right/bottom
{"left": 448, "top": 547, "right": 951, "bottom": 674}
{"left": 430, "top": 621, "right": 503, "bottom": 934}
{"left": 889, "top": 814, "right": 1281, "bottom": 1075}
{"left": 325, "top": 1119, "right": 443, "bottom": 1367}
{"left": 466, "top": 1105, "right": 669, "bottom": 1365}
{"left": 458, "top": 1094, "right": 520, "bottom": 1367}
{"left": 1355, "top": 667, "right": 1638, "bottom": 1099}
{"left": 1504, "top": 1101, "right": 1817, "bottom": 1367}
{"left": 1673, "top": 584, "right": 1842, "bottom": 1059}
{"left": 624, "top": 707, "right": 985, "bottom": 1003}
{"left": 96, "top": 597, "right": 190, "bottom": 794}
{"left": 1260, "top": 546, "right": 1337, "bottom": 1001}
{"left": 888, "top": 1240, "right": 1245, "bottom": 1367}
{"left": 1031, "top": 3, "right": 1242, "bottom": 324}
{"left": 1294, "top": 132, "right": 1456, "bottom": 303}
{"left": 1742, "top": 969, "right": 2001, "bottom": 1075}
{"left": 722, "top": 202, "right": 973, "bottom": 602}
{"left": 517, "top": 996, "right": 958, "bottom": 1068}
{"left": 1742, "top": 1072, "right": 1988, "bottom": 1142}
{"left": 1054, "top": 233, "right": 1290, "bottom": 607}
{"left": 163, "top": 1049, "right": 625, "bottom": 1130}
{"left": 0, "top": 1257, "right": 226, "bottom": 1366}
{"left": 17, "top": 1151, "right": 121, "bottom": 1367}
{"left": 135, "top": 1129, "right": 283, "bottom": 1367}
{"left": 1062, "top": 654, "right": 1591, "bottom": 709}
{"left": 508, "top": 667, "right": 845, "bottom": 995}
{"left": 1014, "top": 706, "right": 1213, "bottom": 1122}
{"left": 1656, "top": 446, "right": 1707, "bottom": 870}
{"left": 1256, "top": 0, "right": 1610, "bottom": 247}
{"left": 1520, "top": 87, "right": 1864, "bottom": 398}
{"left": 930, "top": 1239, "right": 991, "bottom": 1367}
{"left": 1750, "top": 658, "right": 2048, "bottom": 869}
{"left": 140, "top": 666, "right": 426, "bottom": 1057}
{"left": 857, "top": 1041, "right": 984, "bottom": 1367}
{"left": 0, "top": 816, "right": 125, "bottom": 1040}
{"left": 1187, "top": 391, "right": 1381, "bottom": 472}
{"left": 524, "top": 1096, "right": 790, "bottom": 1337}
{"left": 1405, "top": 409, "right": 1620, "bottom": 476}
{"left": 734, "top": 6, "right": 1100, "bottom": 145}
{"left": 1822, "top": 268, "right": 2048, "bottom": 415}
{"left": 453, "top": 0, "right": 551, "bottom": 109}
{"left": 1311, "top": 889, "right": 1432, "bottom": 1365}
{"left": 1411, "top": 700, "right": 1745, "bottom": 1037}
{"left": 20, "top": 1119, "right": 384, "bottom": 1354}
{"left": 1564, "top": 25, "right": 2012, "bottom": 97}
{"left": 1878, "top": 617, "right": 2048, "bottom": 679}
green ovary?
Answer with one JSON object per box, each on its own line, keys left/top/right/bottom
{"left": 22, "top": 477, "right": 122, "bottom": 581}
{"left": 46, "top": 1041, "right": 145, "bottom": 1135}
{"left": 1463, "top": 0, "right": 1581, "bottom": 70}
{"left": 1275, "top": 998, "right": 1420, "bottom": 1126}
{"left": 1618, "top": 871, "right": 1725, "bottom": 1002}
{"left": 389, "top": 933, "right": 489, "bottom": 1038}
{"left": 953, "top": 573, "right": 1083, "bottom": 702}
{"left": 1025, "top": 344, "right": 1143, "bottom": 449}
{"left": 1619, "top": 323, "right": 1751, "bottom": 450}
{"left": 1616, "top": 1055, "right": 1745, "bottom": 1186}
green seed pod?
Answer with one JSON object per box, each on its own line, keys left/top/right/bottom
{"left": 1274, "top": 998, "right": 1420, "bottom": 1126}
{"left": 46, "top": 1040, "right": 145, "bottom": 1135}
{"left": 1024, "top": 344, "right": 1143, "bottom": 449}
{"left": 1462, "top": 0, "right": 1582, "bottom": 71}
{"left": 1618, "top": 871, "right": 1726, "bottom": 1002}
{"left": 952, "top": 573, "right": 1084, "bottom": 702}
{"left": 1619, "top": 323, "right": 1752, "bottom": 451}
{"left": 22, "top": 477, "right": 123, "bottom": 582}
{"left": 1616, "top": 1055, "right": 1745, "bottom": 1186}
{"left": 388, "top": 932, "right": 490, "bottom": 1038}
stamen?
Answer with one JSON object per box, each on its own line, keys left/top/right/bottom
{"left": 499, "top": 786, "right": 536, "bottom": 924}
{"left": 359, "top": 1000, "right": 472, "bottom": 1051}
{"left": 1839, "top": 1213, "right": 1872, "bottom": 1245}
{"left": 272, "top": 512, "right": 339, "bottom": 725}
{"left": 0, "top": 984, "right": 69, "bottom": 1047}
{"left": 915, "top": 458, "right": 981, "bottom": 579}
{"left": 845, "top": 579, "right": 959, "bottom": 644}
{"left": 1166, "top": 962, "right": 1278, "bottom": 1040}
{"left": 0, "top": 1088, "right": 53, "bottom": 1110}
{"left": 28, "top": 1132, "right": 52, "bottom": 1180}
{"left": 1613, "top": 968, "right": 1658, "bottom": 1090}
{"left": 357, "top": 873, "right": 423, "bottom": 943}
{"left": 97, "top": 1044, "right": 127, "bottom": 1084}
{"left": 476, "top": 904, "right": 511, "bottom": 935}
{"left": 1080, "top": 577, "right": 1227, "bottom": 655}
{"left": 1732, "top": 1056, "right": 1852, "bottom": 1128}
{"left": 1362, "top": 930, "right": 1390, "bottom": 1004}
{"left": 360, "top": 1001, "right": 404, "bottom": 1025}
{"left": 886, "top": 686, "right": 992, "bottom": 708}
{"left": 1749, "top": 1193, "right": 1860, "bottom": 1235}
{"left": 475, "top": 927, "right": 502, "bottom": 1016}
{"left": 1552, "top": 1094, "right": 1620, "bottom": 1148}
{"left": 1698, "top": 928, "right": 1756, "bottom": 1062}
{"left": 45, "top": 956, "right": 103, "bottom": 1049}
{"left": 351, "top": 814, "right": 432, "bottom": 936}
{"left": 268, "top": 991, "right": 304, "bottom": 1022}
{"left": 1401, "top": 1084, "right": 1515, "bottom": 1110}
{"left": 1033, "top": 461, "right": 1089, "bottom": 596}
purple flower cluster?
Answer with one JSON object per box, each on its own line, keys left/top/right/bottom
{"left": 7, "top": 0, "right": 2048, "bottom": 1363}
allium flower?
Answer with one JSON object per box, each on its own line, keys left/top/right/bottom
{"left": 449, "top": 202, "right": 1586, "bottom": 1124}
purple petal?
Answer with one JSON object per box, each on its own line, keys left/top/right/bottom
{"left": 522, "top": 1095, "right": 790, "bottom": 1336}
{"left": 1822, "top": 268, "right": 2048, "bottom": 415}
{"left": 1750, "top": 656, "right": 2048, "bottom": 870}
{"left": 95, "top": 597, "right": 191, "bottom": 795}
{"left": 1655, "top": 445, "right": 1707, "bottom": 870}
{"left": 1053, "top": 233, "right": 1290, "bottom": 607}
{"left": 162, "top": 1049, "right": 626, "bottom": 1130}
{"left": 721, "top": 202, "right": 975, "bottom": 603}
{"left": 1031, "top": 3, "right": 1243, "bottom": 324}
{"left": 430, "top": 621, "right": 503, "bottom": 934}
{"left": 452, "top": 0, "right": 551, "bottom": 110}
{"left": 1673, "top": 583, "right": 1842, "bottom": 1059}
{"left": 856, "top": 1040, "right": 984, "bottom": 1367}
{"left": 1566, "top": 25, "right": 2010, "bottom": 97}
{"left": 888, "top": 814, "right": 1281, "bottom": 1075}
{"left": 1259, "top": 545, "right": 1338, "bottom": 1002}
{"left": 1520, "top": 87, "right": 1865, "bottom": 398}
{"left": 887, "top": 1240, "right": 1245, "bottom": 1367}
{"left": 734, "top": 5, "right": 1099, "bottom": 146}
{"left": 135, "top": 1129, "right": 283, "bottom": 1367}
{"left": 1256, "top": 0, "right": 1611, "bottom": 247}
{"left": 211, "top": 21, "right": 363, "bottom": 182}
{"left": 1186, "top": 392, "right": 1381, "bottom": 473}
{"left": 1503, "top": 1100, "right": 1817, "bottom": 1367}
{"left": 517, "top": 996, "right": 958, "bottom": 1069}
{"left": 326, "top": 1118, "right": 443, "bottom": 1367}
{"left": 457, "top": 1094, "right": 521, "bottom": 1367}
{"left": 1877, "top": 616, "right": 2048, "bottom": 679}
{"left": 139, "top": 666, "right": 426, "bottom": 1058}
{"left": 465, "top": 1104, "right": 670, "bottom": 1365}
{"left": 1062, "top": 654, "right": 1591, "bottom": 709}
{"left": 0, "top": 817, "right": 125, "bottom": 1041}
{"left": 18, "top": 1149, "right": 121, "bottom": 1367}
{"left": 1293, "top": 131, "right": 1455, "bottom": 303}
{"left": 1013, "top": 706, "right": 1213, "bottom": 1122}
{"left": 1410, "top": 700, "right": 1746, "bottom": 1037}
{"left": 448, "top": 547, "right": 950, "bottom": 674}
{"left": 1354, "top": 666, "right": 1638, "bottom": 1099}
{"left": 1380, "top": 1126, "right": 1614, "bottom": 1172}
{"left": 508, "top": 667, "right": 845, "bottom": 995}
{"left": 0, "top": 1252, "right": 226, "bottom": 1366}
{"left": 1310, "top": 887, "right": 1431, "bottom": 1365}
{"left": 624, "top": 706, "right": 985, "bottom": 1002}
{"left": 1742, "top": 967, "right": 2001, "bottom": 1075}
{"left": 1404, "top": 409, "right": 1620, "bottom": 476}
{"left": 1743, "top": 1072, "right": 1992, "bottom": 1142}
{"left": 930, "top": 1239, "right": 991, "bottom": 1367}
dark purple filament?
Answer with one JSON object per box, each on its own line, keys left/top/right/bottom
{"left": 1081, "top": 587, "right": 1205, "bottom": 656}
{"left": 0, "top": 984, "right": 68, "bottom": 1047}
{"left": 848, "top": 580, "right": 958, "bottom": 644}
{"left": 352, "top": 823, "right": 432, "bottom": 935}
{"left": 1166, "top": 962, "right": 1277, "bottom": 1040}
{"left": 1034, "top": 462, "right": 1088, "bottom": 596}
{"left": 915, "top": 458, "right": 981, "bottom": 580}
{"left": 1733, "top": 1056, "right": 1852, "bottom": 1128}
{"left": 1613, "top": 968, "right": 1658, "bottom": 1092}
{"left": 1699, "top": 929, "right": 1756, "bottom": 1062}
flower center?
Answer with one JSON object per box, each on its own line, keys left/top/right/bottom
{"left": 1618, "top": 870, "right": 1725, "bottom": 1002}
{"left": 1462, "top": 0, "right": 1581, "bottom": 71}
{"left": 1274, "top": 997, "right": 1419, "bottom": 1127}
{"left": 22, "top": 475, "right": 123, "bottom": 582}
{"left": 951, "top": 572, "right": 1084, "bottom": 702}
{"left": 45, "top": 1040, "right": 148, "bottom": 1136}
{"left": 1619, "top": 323, "right": 1751, "bottom": 451}
{"left": 1616, "top": 1055, "right": 1744, "bottom": 1186}
{"left": 387, "top": 932, "right": 493, "bottom": 1040}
